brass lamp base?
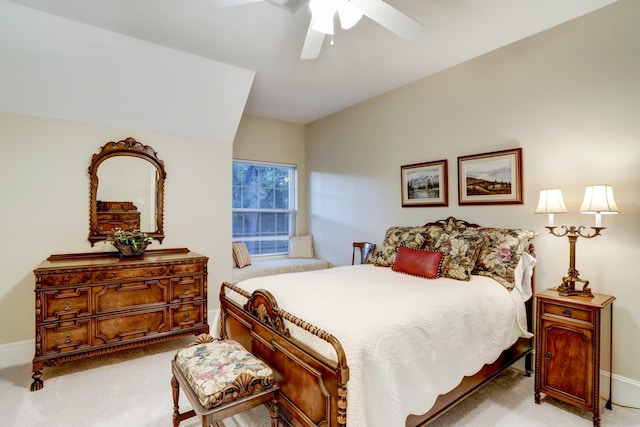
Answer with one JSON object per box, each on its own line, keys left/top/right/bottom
{"left": 545, "top": 225, "right": 602, "bottom": 299}
{"left": 557, "top": 286, "right": 594, "bottom": 297}
{"left": 557, "top": 275, "right": 593, "bottom": 298}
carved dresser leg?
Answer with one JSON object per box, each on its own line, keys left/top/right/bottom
{"left": 30, "top": 370, "right": 43, "bottom": 391}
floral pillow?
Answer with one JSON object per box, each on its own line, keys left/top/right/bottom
{"left": 426, "top": 230, "right": 485, "bottom": 281}
{"left": 422, "top": 217, "right": 473, "bottom": 244}
{"left": 473, "top": 228, "right": 537, "bottom": 290}
{"left": 442, "top": 216, "right": 472, "bottom": 233}
{"left": 371, "top": 226, "right": 429, "bottom": 267}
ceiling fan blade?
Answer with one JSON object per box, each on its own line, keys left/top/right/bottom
{"left": 300, "top": 21, "right": 326, "bottom": 59}
{"left": 359, "top": 0, "right": 423, "bottom": 40}
{"left": 213, "top": 0, "right": 262, "bottom": 8}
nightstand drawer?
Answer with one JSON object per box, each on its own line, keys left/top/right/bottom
{"left": 541, "top": 301, "right": 593, "bottom": 325}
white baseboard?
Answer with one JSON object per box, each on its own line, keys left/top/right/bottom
{"left": 0, "top": 309, "right": 222, "bottom": 370}
{"left": 603, "top": 371, "right": 640, "bottom": 409}
{"left": 0, "top": 339, "right": 34, "bottom": 369}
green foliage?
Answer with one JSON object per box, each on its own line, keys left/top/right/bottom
{"left": 107, "top": 228, "right": 153, "bottom": 252}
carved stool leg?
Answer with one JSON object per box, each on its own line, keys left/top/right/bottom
{"left": 171, "top": 375, "right": 180, "bottom": 427}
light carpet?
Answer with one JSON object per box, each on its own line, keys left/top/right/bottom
{"left": 1, "top": 337, "right": 638, "bottom": 426}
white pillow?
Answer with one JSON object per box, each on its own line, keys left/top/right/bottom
{"left": 289, "top": 235, "right": 314, "bottom": 259}
{"left": 514, "top": 252, "right": 537, "bottom": 301}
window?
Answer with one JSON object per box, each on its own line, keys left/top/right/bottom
{"left": 232, "top": 160, "right": 297, "bottom": 256}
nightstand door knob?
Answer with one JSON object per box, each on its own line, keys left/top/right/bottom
{"left": 546, "top": 352, "right": 552, "bottom": 360}
{"left": 562, "top": 308, "right": 571, "bottom": 317}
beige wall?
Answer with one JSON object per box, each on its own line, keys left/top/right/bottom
{"left": 233, "top": 115, "right": 308, "bottom": 234}
{"left": 0, "top": 1, "right": 252, "bottom": 352}
{"left": 0, "top": 113, "right": 233, "bottom": 344}
{"left": 306, "top": 0, "right": 640, "bottom": 385}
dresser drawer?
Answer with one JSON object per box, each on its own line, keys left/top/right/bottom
{"left": 38, "top": 272, "right": 93, "bottom": 288}
{"left": 94, "top": 280, "right": 168, "bottom": 314}
{"left": 40, "top": 320, "right": 91, "bottom": 356}
{"left": 170, "top": 302, "right": 205, "bottom": 330}
{"left": 40, "top": 288, "right": 91, "bottom": 322}
{"left": 541, "top": 301, "right": 594, "bottom": 325}
{"left": 169, "top": 262, "right": 205, "bottom": 275}
{"left": 94, "top": 266, "right": 168, "bottom": 282}
{"left": 94, "top": 308, "right": 170, "bottom": 344}
{"left": 169, "top": 276, "right": 204, "bottom": 303}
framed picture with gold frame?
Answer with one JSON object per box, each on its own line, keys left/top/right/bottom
{"left": 401, "top": 160, "right": 448, "bottom": 207}
{"left": 457, "top": 148, "right": 523, "bottom": 205}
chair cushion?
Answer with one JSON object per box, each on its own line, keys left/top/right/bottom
{"left": 174, "top": 340, "right": 274, "bottom": 409}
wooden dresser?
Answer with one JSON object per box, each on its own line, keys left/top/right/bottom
{"left": 31, "top": 248, "right": 209, "bottom": 391}
{"left": 534, "top": 289, "right": 615, "bottom": 426}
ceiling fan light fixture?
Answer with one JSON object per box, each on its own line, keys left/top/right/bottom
{"left": 337, "top": 0, "right": 363, "bottom": 29}
{"left": 309, "top": 0, "right": 336, "bottom": 34}
{"left": 301, "top": 0, "right": 422, "bottom": 59}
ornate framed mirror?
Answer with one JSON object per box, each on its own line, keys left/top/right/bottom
{"left": 88, "top": 137, "right": 166, "bottom": 246}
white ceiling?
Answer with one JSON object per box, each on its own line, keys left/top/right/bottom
{"left": 11, "top": 0, "right": 617, "bottom": 124}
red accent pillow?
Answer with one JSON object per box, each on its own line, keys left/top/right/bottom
{"left": 392, "top": 246, "right": 444, "bottom": 279}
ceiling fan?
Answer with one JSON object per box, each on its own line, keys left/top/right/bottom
{"left": 215, "top": 0, "right": 423, "bottom": 59}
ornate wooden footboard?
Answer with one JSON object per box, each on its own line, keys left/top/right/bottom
{"left": 219, "top": 282, "right": 349, "bottom": 427}
{"left": 219, "top": 281, "right": 533, "bottom": 427}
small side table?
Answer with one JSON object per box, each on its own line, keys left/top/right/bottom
{"left": 534, "top": 289, "right": 615, "bottom": 427}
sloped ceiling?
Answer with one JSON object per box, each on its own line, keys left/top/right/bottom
{"left": 10, "top": 0, "right": 618, "bottom": 124}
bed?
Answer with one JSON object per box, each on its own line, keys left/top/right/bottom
{"left": 217, "top": 217, "right": 537, "bottom": 426}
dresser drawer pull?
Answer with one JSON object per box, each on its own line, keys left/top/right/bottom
{"left": 185, "top": 313, "right": 190, "bottom": 321}
{"left": 562, "top": 309, "right": 572, "bottom": 317}
{"left": 64, "top": 334, "right": 71, "bottom": 344}
{"left": 64, "top": 301, "right": 72, "bottom": 311}
{"left": 546, "top": 352, "right": 552, "bottom": 360}
{"left": 184, "top": 287, "right": 190, "bottom": 295}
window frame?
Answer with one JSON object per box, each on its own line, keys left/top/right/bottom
{"left": 232, "top": 159, "right": 297, "bottom": 257}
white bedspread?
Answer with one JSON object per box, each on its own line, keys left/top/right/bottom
{"left": 221, "top": 264, "right": 531, "bottom": 427}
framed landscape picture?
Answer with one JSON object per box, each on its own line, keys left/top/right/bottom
{"left": 401, "top": 160, "right": 448, "bottom": 207}
{"left": 457, "top": 148, "right": 523, "bottom": 205}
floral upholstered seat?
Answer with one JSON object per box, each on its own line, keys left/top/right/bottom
{"left": 173, "top": 338, "right": 275, "bottom": 410}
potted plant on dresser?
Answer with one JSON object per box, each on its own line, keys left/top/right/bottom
{"left": 107, "top": 228, "right": 153, "bottom": 257}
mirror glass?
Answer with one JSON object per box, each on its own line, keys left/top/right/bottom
{"left": 88, "top": 137, "right": 166, "bottom": 246}
{"left": 97, "top": 157, "right": 157, "bottom": 232}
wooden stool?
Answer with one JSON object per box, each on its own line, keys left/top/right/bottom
{"left": 171, "top": 334, "right": 279, "bottom": 427}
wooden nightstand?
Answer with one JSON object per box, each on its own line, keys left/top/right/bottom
{"left": 534, "top": 289, "right": 615, "bottom": 427}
